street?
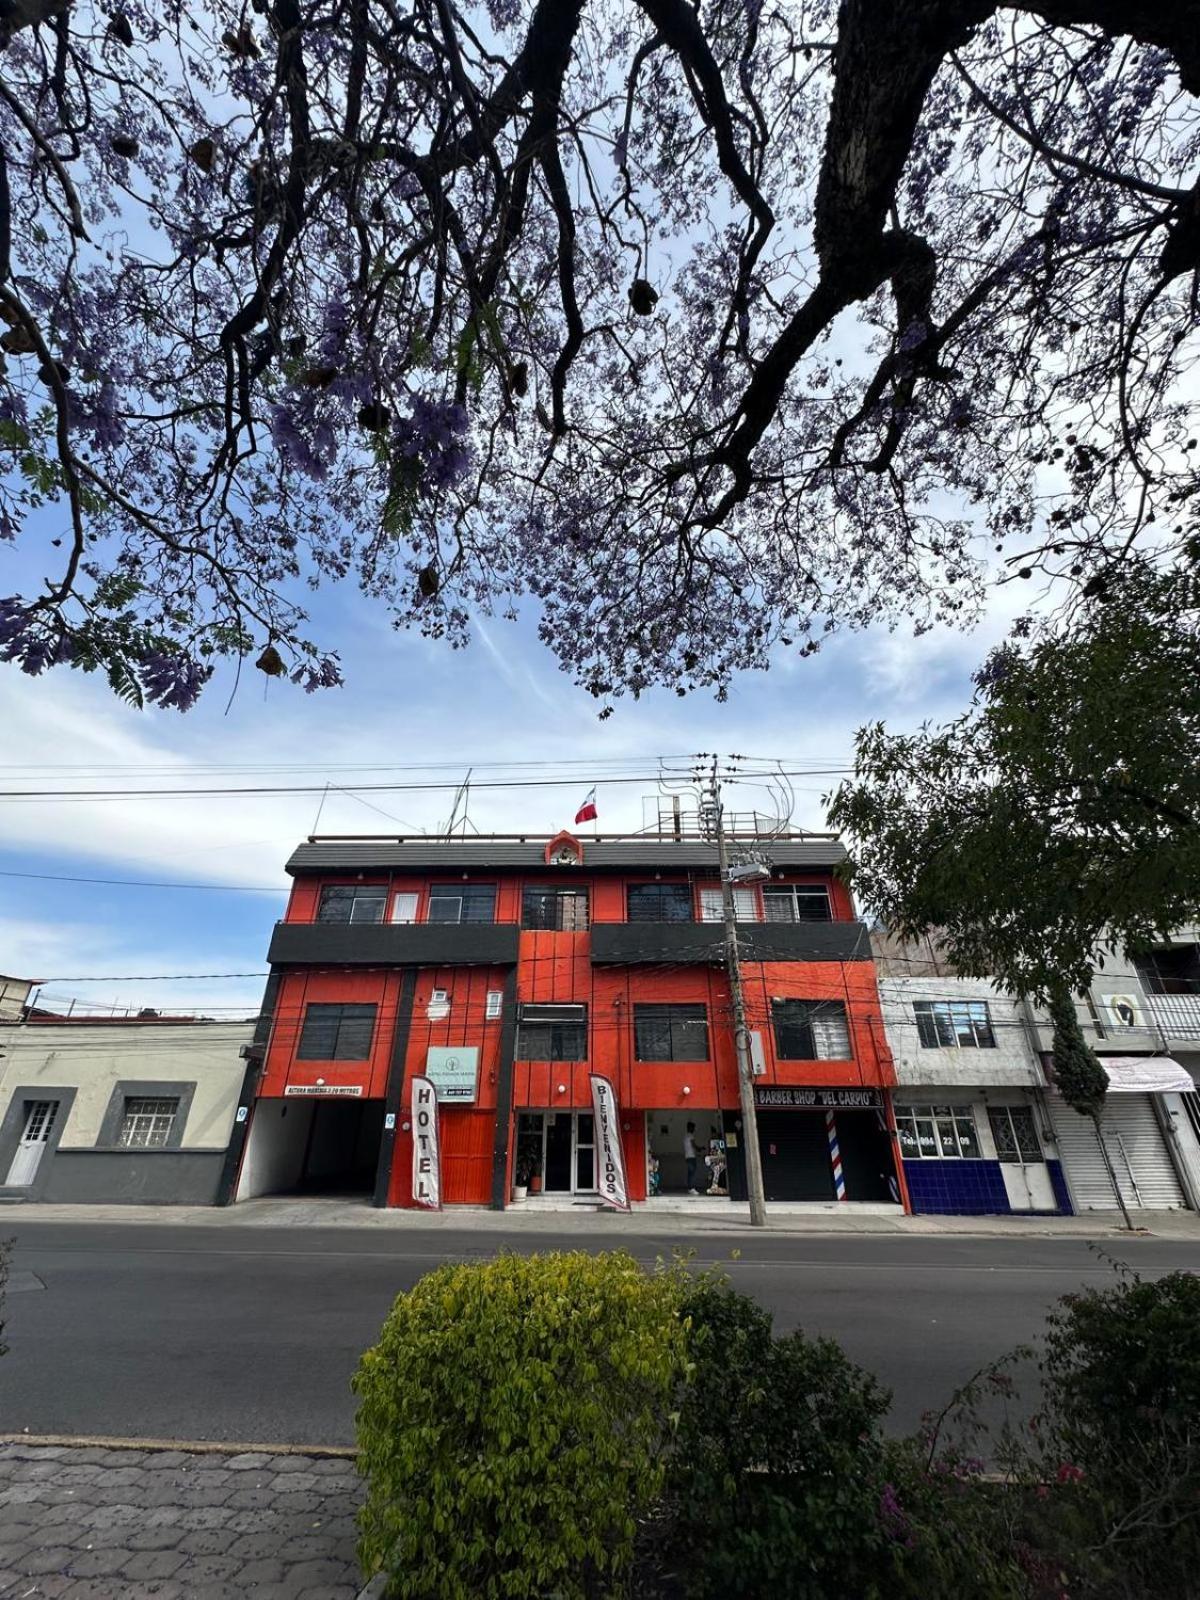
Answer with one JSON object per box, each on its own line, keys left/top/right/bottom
{"left": 2, "top": 1218, "right": 1197, "bottom": 1444}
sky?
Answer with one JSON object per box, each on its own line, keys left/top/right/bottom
{"left": 0, "top": 570, "right": 1026, "bottom": 1022}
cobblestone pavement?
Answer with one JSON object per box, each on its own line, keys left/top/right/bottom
{"left": 0, "top": 1443, "right": 365, "bottom": 1599}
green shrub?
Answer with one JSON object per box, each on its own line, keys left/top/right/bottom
{"left": 1018, "top": 1270, "right": 1200, "bottom": 1597}
{"left": 660, "top": 1276, "right": 1024, "bottom": 1600}
{"left": 353, "top": 1249, "right": 686, "bottom": 1600}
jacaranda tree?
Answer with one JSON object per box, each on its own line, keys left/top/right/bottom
{"left": 0, "top": 0, "right": 1197, "bottom": 707}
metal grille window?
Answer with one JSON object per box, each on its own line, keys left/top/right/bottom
{"left": 698, "top": 886, "right": 760, "bottom": 922}
{"left": 762, "top": 885, "right": 832, "bottom": 922}
{"left": 895, "top": 1104, "right": 981, "bottom": 1159}
{"left": 987, "top": 1105, "right": 1044, "bottom": 1163}
{"left": 317, "top": 884, "right": 387, "bottom": 924}
{"left": 522, "top": 886, "right": 590, "bottom": 931}
{"left": 426, "top": 884, "right": 497, "bottom": 924}
{"left": 119, "top": 1097, "right": 180, "bottom": 1149}
{"left": 518, "top": 1004, "right": 588, "bottom": 1061}
{"left": 771, "top": 1000, "right": 852, "bottom": 1060}
{"left": 913, "top": 999, "right": 997, "bottom": 1049}
{"left": 296, "top": 1002, "right": 377, "bottom": 1060}
{"left": 627, "top": 883, "right": 694, "bottom": 923}
{"left": 634, "top": 1003, "right": 709, "bottom": 1061}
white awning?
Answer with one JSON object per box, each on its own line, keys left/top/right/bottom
{"left": 1100, "top": 1057, "right": 1195, "bottom": 1095}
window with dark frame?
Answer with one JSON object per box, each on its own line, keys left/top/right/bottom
{"left": 894, "top": 1103, "right": 981, "bottom": 1159}
{"left": 913, "top": 999, "right": 997, "bottom": 1049}
{"left": 987, "top": 1105, "right": 1044, "bottom": 1163}
{"left": 426, "top": 883, "right": 498, "bottom": 924}
{"left": 517, "top": 1003, "right": 588, "bottom": 1061}
{"left": 634, "top": 1003, "right": 709, "bottom": 1061}
{"left": 118, "top": 1096, "right": 180, "bottom": 1148}
{"left": 771, "top": 999, "right": 852, "bottom": 1060}
{"left": 762, "top": 885, "right": 833, "bottom": 922}
{"left": 317, "top": 884, "right": 387, "bottom": 924}
{"left": 627, "top": 883, "right": 694, "bottom": 923}
{"left": 296, "top": 1002, "right": 378, "bottom": 1060}
{"left": 522, "top": 886, "right": 591, "bottom": 931}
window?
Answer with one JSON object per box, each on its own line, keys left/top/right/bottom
{"left": 296, "top": 1002, "right": 377, "bottom": 1060}
{"left": 762, "top": 885, "right": 832, "bottom": 922}
{"left": 913, "top": 999, "right": 996, "bottom": 1049}
{"left": 485, "top": 990, "right": 504, "bottom": 1020}
{"left": 894, "top": 1104, "right": 981, "bottom": 1160}
{"left": 771, "top": 999, "right": 852, "bottom": 1060}
{"left": 634, "top": 1003, "right": 709, "bottom": 1061}
{"left": 987, "top": 1106, "right": 1044, "bottom": 1164}
{"left": 118, "top": 1096, "right": 180, "bottom": 1149}
{"left": 390, "top": 891, "right": 419, "bottom": 924}
{"left": 698, "top": 886, "right": 760, "bottom": 922}
{"left": 518, "top": 1004, "right": 588, "bottom": 1061}
{"left": 426, "top": 884, "right": 497, "bottom": 924}
{"left": 627, "top": 883, "right": 694, "bottom": 923}
{"left": 1133, "top": 944, "right": 1200, "bottom": 995}
{"left": 317, "top": 884, "right": 386, "bottom": 924}
{"left": 522, "top": 886, "right": 590, "bottom": 931}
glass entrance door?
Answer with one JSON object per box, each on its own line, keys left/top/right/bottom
{"left": 544, "top": 1114, "right": 573, "bottom": 1192}
{"left": 517, "top": 1112, "right": 597, "bottom": 1195}
{"left": 574, "top": 1113, "right": 596, "bottom": 1192}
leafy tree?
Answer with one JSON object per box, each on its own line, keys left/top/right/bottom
{"left": 0, "top": 1, "right": 1197, "bottom": 707}
{"left": 828, "top": 560, "right": 1200, "bottom": 1001}
{"left": 1046, "top": 984, "right": 1132, "bottom": 1227}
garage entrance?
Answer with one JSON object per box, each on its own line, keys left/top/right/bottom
{"left": 235, "top": 1097, "right": 385, "bottom": 1200}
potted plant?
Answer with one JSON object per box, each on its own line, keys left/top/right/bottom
{"left": 512, "top": 1160, "right": 530, "bottom": 1202}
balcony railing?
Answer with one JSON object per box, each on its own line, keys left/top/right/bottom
{"left": 1147, "top": 993, "right": 1200, "bottom": 1041}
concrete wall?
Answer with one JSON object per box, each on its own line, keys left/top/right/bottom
{"left": 41, "top": 1150, "right": 225, "bottom": 1205}
{"left": 235, "top": 1098, "right": 314, "bottom": 1199}
{"left": 0, "top": 977, "right": 34, "bottom": 1023}
{"left": 879, "top": 977, "right": 1044, "bottom": 1089}
{"left": 0, "top": 1021, "right": 252, "bottom": 1150}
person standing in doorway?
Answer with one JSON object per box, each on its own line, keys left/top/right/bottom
{"left": 684, "top": 1122, "right": 699, "bottom": 1194}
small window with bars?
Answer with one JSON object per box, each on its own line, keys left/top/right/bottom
{"left": 517, "top": 1004, "right": 588, "bottom": 1061}
{"left": 771, "top": 999, "right": 852, "bottom": 1060}
{"left": 634, "top": 1003, "right": 709, "bottom": 1061}
{"left": 913, "top": 1000, "right": 996, "bottom": 1049}
{"left": 317, "top": 884, "right": 387, "bottom": 924}
{"left": 119, "top": 1097, "right": 180, "bottom": 1149}
{"left": 426, "top": 884, "right": 497, "bottom": 924}
{"left": 894, "top": 1104, "right": 981, "bottom": 1160}
{"left": 762, "top": 885, "right": 833, "bottom": 922}
{"left": 522, "top": 886, "right": 590, "bottom": 930}
{"left": 297, "top": 1002, "right": 378, "bottom": 1060}
{"left": 987, "top": 1105, "right": 1044, "bottom": 1164}
{"left": 627, "top": 883, "right": 694, "bottom": 923}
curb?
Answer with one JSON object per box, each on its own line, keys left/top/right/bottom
{"left": 0, "top": 1430, "right": 356, "bottom": 1458}
{"left": 357, "top": 1577, "right": 388, "bottom": 1600}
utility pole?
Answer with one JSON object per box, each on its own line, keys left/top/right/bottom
{"left": 702, "top": 757, "right": 768, "bottom": 1227}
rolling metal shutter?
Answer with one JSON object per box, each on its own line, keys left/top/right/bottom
{"left": 1048, "top": 1093, "right": 1185, "bottom": 1210}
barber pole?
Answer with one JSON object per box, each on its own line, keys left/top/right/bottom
{"left": 825, "top": 1108, "right": 847, "bottom": 1201}
{"left": 411, "top": 1075, "right": 441, "bottom": 1209}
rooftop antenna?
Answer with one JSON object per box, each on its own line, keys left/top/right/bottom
{"left": 443, "top": 770, "right": 477, "bottom": 839}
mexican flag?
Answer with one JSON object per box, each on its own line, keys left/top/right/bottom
{"left": 574, "top": 787, "right": 598, "bottom": 824}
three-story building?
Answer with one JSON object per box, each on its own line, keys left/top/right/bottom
{"left": 227, "top": 829, "right": 906, "bottom": 1211}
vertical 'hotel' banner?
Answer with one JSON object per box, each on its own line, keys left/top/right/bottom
{"left": 589, "top": 1073, "right": 630, "bottom": 1211}
{"left": 411, "top": 1075, "right": 442, "bottom": 1209}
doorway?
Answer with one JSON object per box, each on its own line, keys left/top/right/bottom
{"left": 6, "top": 1100, "right": 59, "bottom": 1187}
{"left": 236, "top": 1097, "right": 384, "bottom": 1199}
{"left": 516, "top": 1111, "right": 596, "bottom": 1194}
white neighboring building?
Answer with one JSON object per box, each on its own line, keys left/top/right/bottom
{"left": 879, "top": 975, "right": 1069, "bottom": 1215}
{"left": 0, "top": 1017, "right": 253, "bottom": 1203}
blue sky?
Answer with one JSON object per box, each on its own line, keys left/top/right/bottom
{"left": 0, "top": 563, "right": 1024, "bottom": 1020}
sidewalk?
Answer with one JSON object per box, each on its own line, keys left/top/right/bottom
{"left": 0, "top": 1440, "right": 364, "bottom": 1599}
{"left": 10, "top": 1197, "right": 1200, "bottom": 1239}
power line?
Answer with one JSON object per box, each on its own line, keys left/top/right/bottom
{"left": 0, "top": 869, "right": 284, "bottom": 892}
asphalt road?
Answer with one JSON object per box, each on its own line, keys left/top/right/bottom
{"left": 2, "top": 1220, "right": 1196, "bottom": 1445}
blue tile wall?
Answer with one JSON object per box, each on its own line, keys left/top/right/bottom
{"left": 1046, "top": 1159, "right": 1073, "bottom": 1216}
{"left": 902, "top": 1159, "right": 1012, "bottom": 1215}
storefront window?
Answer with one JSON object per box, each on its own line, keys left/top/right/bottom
{"left": 895, "top": 1104, "right": 981, "bottom": 1158}
{"left": 988, "top": 1105, "right": 1044, "bottom": 1163}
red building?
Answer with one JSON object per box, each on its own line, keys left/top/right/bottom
{"left": 226, "top": 831, "right": 907, "bottom": 1210}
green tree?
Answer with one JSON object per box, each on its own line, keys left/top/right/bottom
{"left": 1047, "top": 987, "right": 1132, "bottom": 1229}
{"left": 828, "top": 560, "right": 1200, "bottom": 1002}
